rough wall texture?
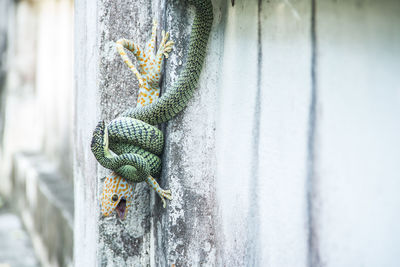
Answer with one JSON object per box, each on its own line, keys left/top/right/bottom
{"left": 74, "top": 0, "right": 400, "bottom": 266}
{"left": 151, "top": 0, "right": 223, "bottom": 266}
{"left": 98, "top": 0, "right": 154, "bottom": 266}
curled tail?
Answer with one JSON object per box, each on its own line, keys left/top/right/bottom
{"left": 122, "top": 0, "right": 213, "bottom": 125}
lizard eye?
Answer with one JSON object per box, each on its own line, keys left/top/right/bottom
{"left": 111, "top": 194, "right": 118, "bottom": 202}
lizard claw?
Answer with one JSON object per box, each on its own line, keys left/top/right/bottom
{"left": 162, "top": 189, "right": 172, "bottom": 200}
{"left": 158, "top": 189, "right": 172, "bottom": 208}
{"left": 160, "top": 31, "right": 174, "bottom": 58}
{"left": 146, "top": 177, "right": 172, "bottom": 208}
{"left": 164, "top": 41, "right": 174, "bottom": 54}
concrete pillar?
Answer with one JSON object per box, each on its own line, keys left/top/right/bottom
{"left": 75, "top": 0, "right": 221, "bottom": 265}
{"left": 96, "top": 1, "right": 155, "bottom": 266}
{"left": 75, "top": 0, "right": 155, "bottom": 266}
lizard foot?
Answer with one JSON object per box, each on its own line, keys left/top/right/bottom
{"left": 161, "top": 30, "right": 174, "bottom": 58}
{"left": 146, "top": 176, "right": 172, "bottom": 208}
{"left": 158, "top": 188, "right": 172, "bottom": 208}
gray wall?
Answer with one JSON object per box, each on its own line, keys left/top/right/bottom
{"left": 74, "top": 0, "right": 400, "bottom": 266}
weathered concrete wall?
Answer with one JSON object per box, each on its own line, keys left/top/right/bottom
{"left": 98, "top": 0, "right": 154, "bottom": 265}
{"left": 151, "top": 0, "right": 223, "bottom": 265}
{"left": 74, "top": 0, "right": 400, "bottom": 266}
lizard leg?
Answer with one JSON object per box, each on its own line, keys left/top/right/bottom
{"left": 146, "top": 176, "right": 172, "bottom": 208}
{"left": 138, "top": 24, "right": 173, "bottom": 106}
{"left": 154, "top": 30, "right": 174, "bottom": 74}
{"left": 157, "top": 30, "right": 174, "bottom": 58}
{"left": 116, "top": 38, "right": 145, "bottom": 86}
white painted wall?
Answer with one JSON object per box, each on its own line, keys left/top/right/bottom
{"left": 315, "top": 1, "right": 400, "bottom": 266}
{"left": 258, "top": 1, "right": 311, "bottom": 266}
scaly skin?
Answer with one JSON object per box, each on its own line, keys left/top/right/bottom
{"left": 95, "top": 20, "right": 172, "bottom": 218}
{"left": 91, "top": 0, "right": 213, "bottom": 218}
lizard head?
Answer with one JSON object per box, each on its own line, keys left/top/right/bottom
{"left": 101, "top": 172, "right": 135, "bottom": 219}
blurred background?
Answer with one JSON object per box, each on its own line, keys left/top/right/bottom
{"left": 0, "top": 0, "right": 73, "bottom": 266}
{"left": 0, "top": 0, "right": 400, "bottom": 266}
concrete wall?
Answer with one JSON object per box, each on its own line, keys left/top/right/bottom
{"left": 74, "top": 0, "right": 400, "bottom": 266}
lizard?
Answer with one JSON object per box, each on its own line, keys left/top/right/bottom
{"left": 99, "top": 19, "right": 174, "bottom": 219}
{"left": 91, "top": 0, "right": 213, "bottom": 219}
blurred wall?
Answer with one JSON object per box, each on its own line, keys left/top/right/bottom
{"left": 35, "top": 0, "right": 74, "bottom": 182}
{"left": 0, "top": 0, "right": 13, "bottom": 144}
{"left": 0, "top": 0, "right": 74, "bottom": 266}
{"left": 0, "top": 0, "right": 38, "bottom": 196}
{"left": 75, "top": 0, "right": 400, "bottom": 266}
{"left": 0, "top": 0, "right": 74, "bottom": 192}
